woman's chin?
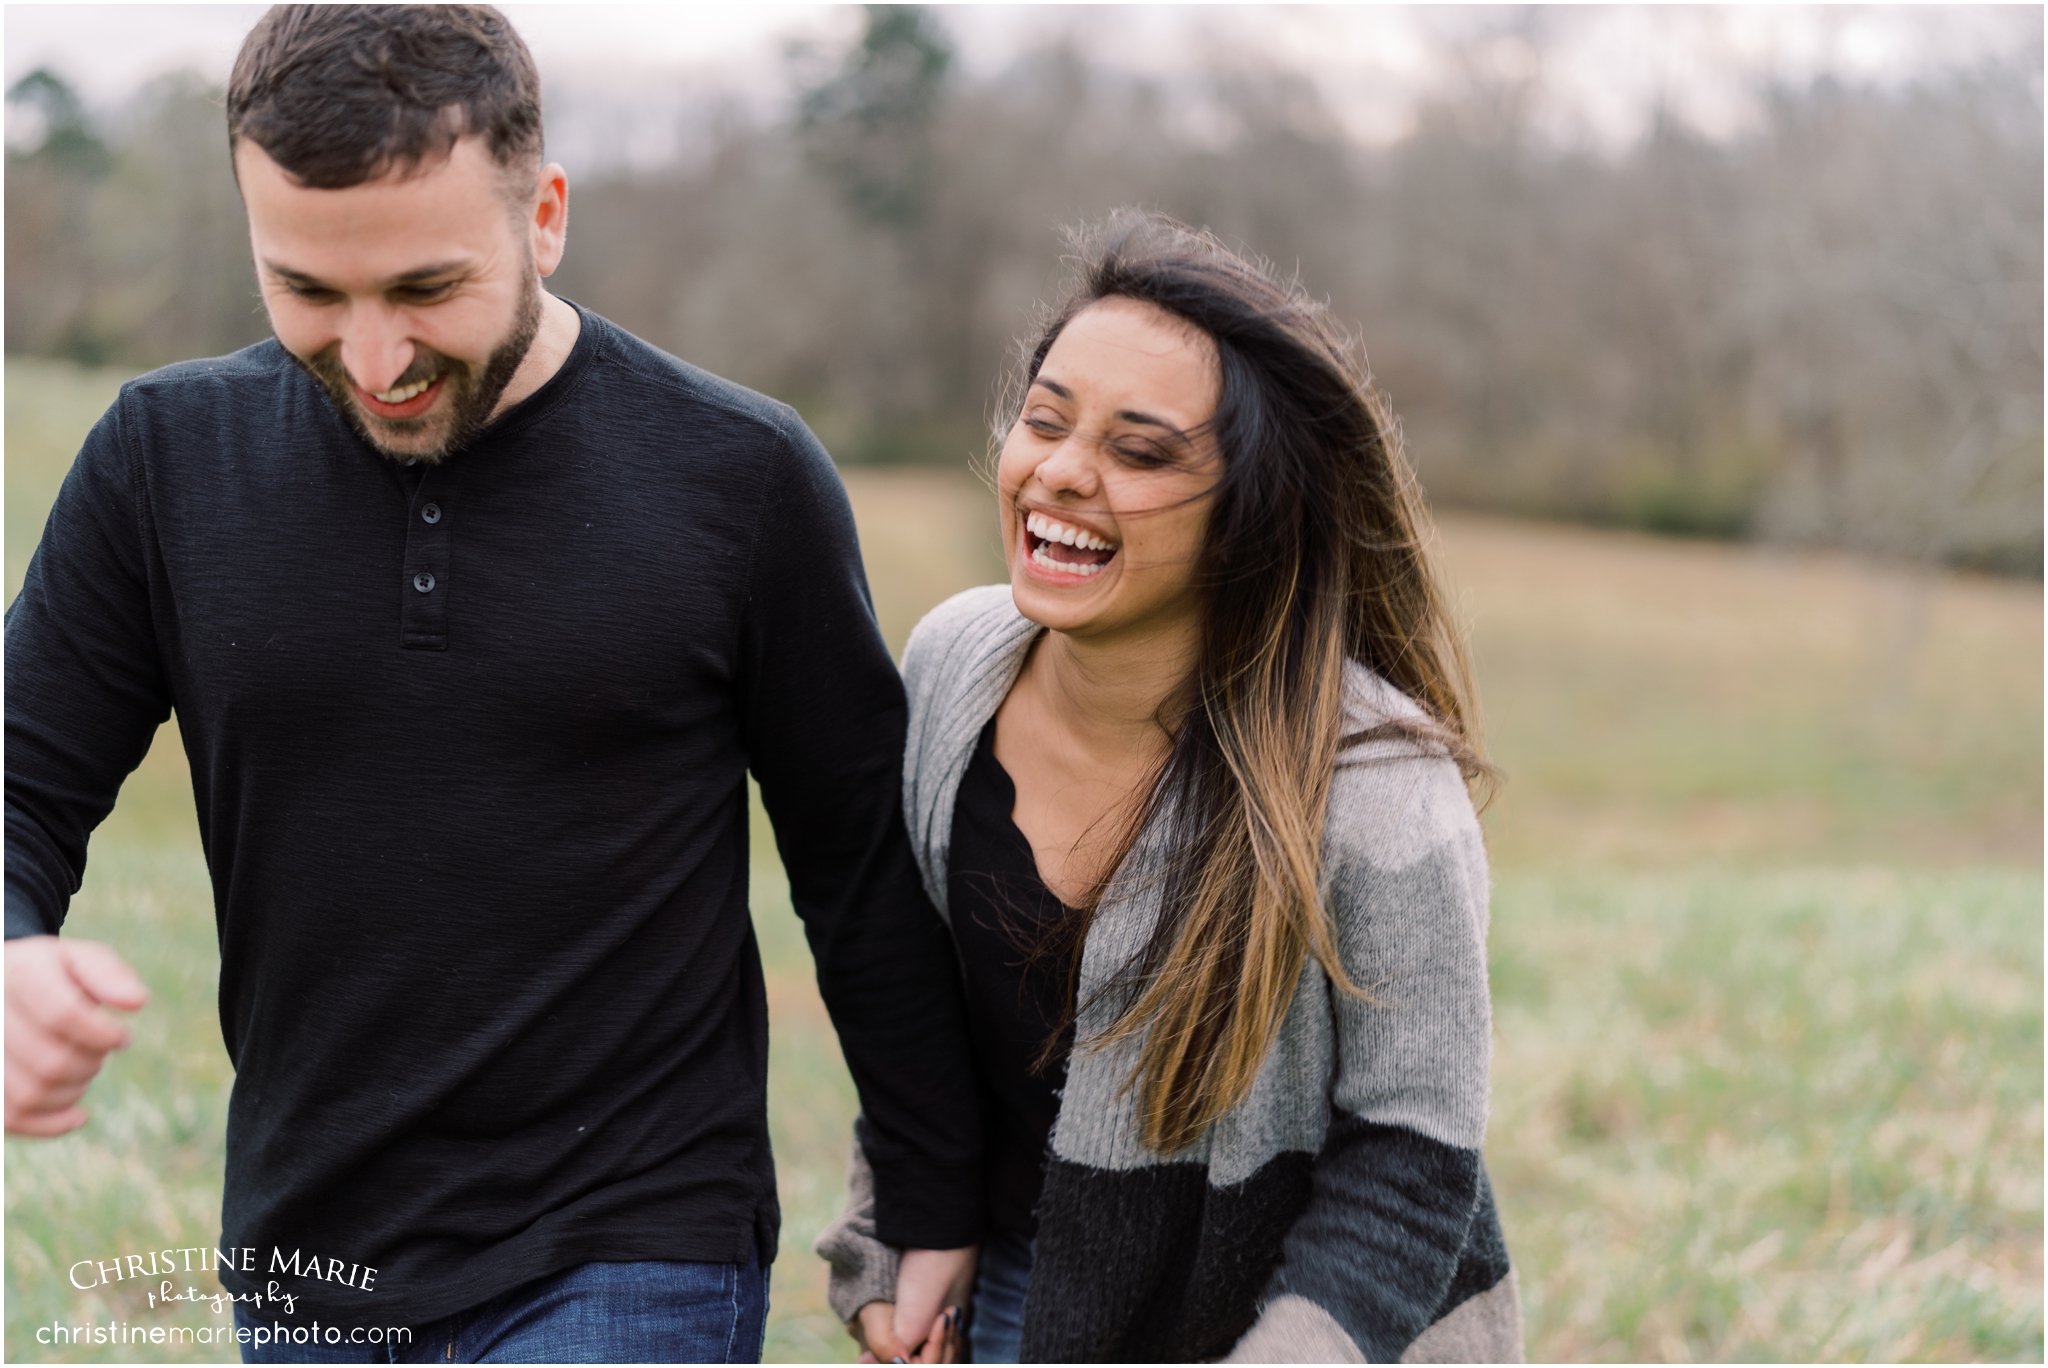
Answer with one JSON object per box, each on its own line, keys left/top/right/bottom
{"left": 1009, "top": 560, "right": 1113, "bottom": 630}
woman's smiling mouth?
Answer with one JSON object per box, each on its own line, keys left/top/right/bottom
{"left": 1024, "top": 510, "right": 1120, "bottom": 578}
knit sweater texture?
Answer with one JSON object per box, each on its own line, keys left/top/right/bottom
{"left": 816, "top": 585, "right": 1522, "bottom": 1363}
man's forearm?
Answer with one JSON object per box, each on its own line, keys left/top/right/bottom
{"left": 741, "top": 419, "right": 987, "bottom": 1248}
{"left": 800, "top": 831, "right": 986, "bottom": 1249}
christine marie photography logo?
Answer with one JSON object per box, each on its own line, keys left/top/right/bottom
{"left": 34, "top": 1240, "right": 411, "bottom": 1354}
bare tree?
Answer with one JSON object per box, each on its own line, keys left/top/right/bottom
{"left": 7, "top": 10, "right": 2039, "bottom": 572}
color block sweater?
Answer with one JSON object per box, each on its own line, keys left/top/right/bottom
{"left": 817, "top": 586, "right": 1522, "bottom": 1363}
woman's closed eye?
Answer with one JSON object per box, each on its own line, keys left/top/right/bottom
{"left": 1108, "top": 435, "right": 1178, "bottom": 468}
{"left": 1021, "top": 416, "right": 1182, "bottom": 469}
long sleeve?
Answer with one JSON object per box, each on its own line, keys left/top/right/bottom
{"left": 1230, "top": 698, "right": 1516, "bottom": 1362}
{"left": 813, "top": 1139, "right": 905, "bottom": 1322}
{"left": 5, "top": 317, "right": 991, "bottom": 1325}
{"left": 736, "top": 418, "right": 985, "bottom": 1250}
{"left": 5, "top": 395, "right": 174, "bottom": 940}
{"left": 869, "top": 613, "right": 1517, "bottom": 1360}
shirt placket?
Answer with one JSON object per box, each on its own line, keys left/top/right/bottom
{"left": 399, "top": 464, "right": 457, "bottom": 651}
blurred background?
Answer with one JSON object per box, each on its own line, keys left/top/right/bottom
{"left": 8, "top": 3, "right": 2044, "bottom": 566}
{"left": 4, "top": 5, "right": 2041, "bottom": 1363}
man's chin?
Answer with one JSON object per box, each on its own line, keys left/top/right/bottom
{"left": 348, "top": 403, "right": 456, "bottom": 464}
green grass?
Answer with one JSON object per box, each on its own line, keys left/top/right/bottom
{"left": 1490, "top": 867, "right": 2042, "bottom": 1362}
{"left": 5, "top": 360, "right": 123, "bottom": 603}
{"left": 5, "top": 358, "right": 2040, "bottom": 1362}
{"left": 4, "top": 847, "right": 227, "bottom": 1361}
{"left": 1442, "top": 516, "right": 2043, "bottom": 870}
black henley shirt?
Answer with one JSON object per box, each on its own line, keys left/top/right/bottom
{"left": 4, "top": 307, "right": 984, "bottom": 1323}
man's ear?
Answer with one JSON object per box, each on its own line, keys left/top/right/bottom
{"left": 530, "top": 161, "right": 569, "bottom": 278}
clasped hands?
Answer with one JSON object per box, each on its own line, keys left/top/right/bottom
{"left": 850, "top": 1245, "right": 976, "bottom": 1364}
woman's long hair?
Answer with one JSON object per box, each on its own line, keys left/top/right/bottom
{"left": 1005, "top": 211, "right": 1490, "bottom": 1154}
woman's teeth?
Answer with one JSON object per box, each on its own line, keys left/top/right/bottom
{"left": 1032, "top": 543, "right": 1106, "bottom": 575}
{"left": 1025, "top": 511, "right": 1117, "bottom": 551}
{"left": 373, "top": 376, "right": 436, "bottom": 404}
{"left": 1025, "top": 510, "right": 1117, "bottom": 577}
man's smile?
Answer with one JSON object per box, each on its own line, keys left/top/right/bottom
{"left": 352, "top": 371, "right": 447, "bottom": 421}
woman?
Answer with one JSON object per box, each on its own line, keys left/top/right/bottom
{"left": 817, "top": 212, "right": 1520, "bottom": 1364}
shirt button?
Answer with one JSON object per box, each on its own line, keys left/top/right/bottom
{"left": 413, "top": 572, "right": 436, "bottom": 593}
{"left": 422, "top": 503, "right": 442, "bottom": 525}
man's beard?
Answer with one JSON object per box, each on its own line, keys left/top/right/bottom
{"left": 293, "top": 271, "right": 544, "bottom": 465}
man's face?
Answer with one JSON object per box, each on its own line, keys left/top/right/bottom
{"left": 238, "top": 136, "right": 548, "bottom": 462}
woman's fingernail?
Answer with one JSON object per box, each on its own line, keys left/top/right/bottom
{"left": 891, "top": 1358, "right": 907, "bottom": 1365}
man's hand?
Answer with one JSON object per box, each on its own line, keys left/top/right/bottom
{"left": 850, "top": 1245, "right": 977, "bottom": 1364}
{"left": 5, "top": 936, "right": 147, "bottom": 1135}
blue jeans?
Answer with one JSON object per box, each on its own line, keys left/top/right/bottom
{"left": 967, "top": 1230, "right": 1033, "bottom": 1365}
{"left": 234, "top": 1256, "right": 769, "bottom": 1363}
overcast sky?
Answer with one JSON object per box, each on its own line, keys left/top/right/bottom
{"left": 5, "top": 4, "right": 2039, "bottom": 172}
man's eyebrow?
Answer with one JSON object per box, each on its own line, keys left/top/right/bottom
{"left": 260, "top": 259, "right": 471, "bottom": 287}
{"left": 389, "top": 261, "right": 470, "bottom": 284}
{"left": 261, "top": 260, "right": 324, "bottom": 286}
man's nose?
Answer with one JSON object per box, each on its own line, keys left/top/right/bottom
{"left": 335, "top": 304, "right": 417, "bottom": 395}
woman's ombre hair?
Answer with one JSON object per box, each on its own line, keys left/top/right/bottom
{"left": 1009, "top": 210, "right": 1490, "bottom": 1154}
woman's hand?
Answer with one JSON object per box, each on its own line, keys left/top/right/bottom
{"left": 849, "top": 1245, "right": 977, "bottom": 1363}
{"left": 852, "top": 1301, "right": 962, "bottom": 1364}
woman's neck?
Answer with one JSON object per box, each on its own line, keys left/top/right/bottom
{"left": 995, "top": 604, "right": 1204, "bottom": 905}
{"left": 1024, "top": 611, "right": 1202, "bottom": 763}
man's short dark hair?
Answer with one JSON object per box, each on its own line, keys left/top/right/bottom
{"left": 228, "top": 4, "right": 542, "bottom": 189}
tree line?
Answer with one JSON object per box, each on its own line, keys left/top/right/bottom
{"left": 6, "top": 7, "right": 2040, "bottom": 572}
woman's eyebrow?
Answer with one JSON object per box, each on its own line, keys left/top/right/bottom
{"left": 1116, "top": 410, "right": 1193, "bottom": 445}
{"left": 1032, "top": 378, "right": 1195, "bottom": 446}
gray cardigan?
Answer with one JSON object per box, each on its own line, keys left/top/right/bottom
{"left": 816, "top": 585, "right": 1522, "bottom": 1363}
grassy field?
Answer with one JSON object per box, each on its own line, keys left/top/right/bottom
{"left": 4, "top": 357, "right": 2040, "bottom": 1362}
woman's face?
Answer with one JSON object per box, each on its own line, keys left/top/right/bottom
{"left": 998, "top": 298, "right": 1223, "bottom": 643}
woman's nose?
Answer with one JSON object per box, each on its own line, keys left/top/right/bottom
{"left": 1034, "top": 433, "right": 1099, "bottom": 497}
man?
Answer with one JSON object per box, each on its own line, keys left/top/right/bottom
{"left": 4, "top": 6, "right": 980, "bottom": 1361}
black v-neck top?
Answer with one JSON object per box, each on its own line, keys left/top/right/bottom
{"left": 948, "top": 718, "right": 1078, "bottom": 1237}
